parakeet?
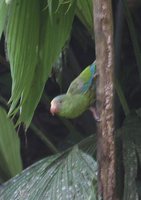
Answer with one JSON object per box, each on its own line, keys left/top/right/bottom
{"left": 50, "top": 61, "right": 98, "bottom": 119}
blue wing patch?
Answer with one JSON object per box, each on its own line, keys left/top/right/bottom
{"left": 81, "top": 62, "right": 96, "bottom": 93}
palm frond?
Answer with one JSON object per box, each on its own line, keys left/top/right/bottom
{"left": 121, "top": 112, "right": 141, "bottom": 199}
{"left": 76, "top": 0, "right": 93, "bottom": 35}
{"left": 5, "top": 0, "right": 76, "bottom": 128}
{"left": 0, "top": 135, "right": 97, "bottom": 200}
{"left": 0, "top": 0, "right": 8, "bottom": 39}
{"left": 5, "top": 0, "right": 13, "bottom": 4}
{"left": 0, "top": 107, "right": 22, "bottom": 183}
{"left": 17, "top": 0, "right": 76, "bottom": 128}
{"left": 6, "top": 0, "right": 40, "bottom": 119}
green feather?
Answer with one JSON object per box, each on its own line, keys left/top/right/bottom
{"left": 55, "top": 94, "right": 89, "bottom": 118}
{"left": 67, "top": 63, "right": 96, "bottom": 94}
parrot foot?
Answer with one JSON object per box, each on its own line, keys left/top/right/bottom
{"left": 94, "top": 72, "right": 98, "bottom": 78}
{"left": 89, "top": 107, "right": 100, "bottom": 122}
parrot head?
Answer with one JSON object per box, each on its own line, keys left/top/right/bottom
{"left": 50, "top": 95, "right": 66, "bottom": 116}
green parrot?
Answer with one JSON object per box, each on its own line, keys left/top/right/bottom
{"left": 50, "top": 61, "right": 98, "bottom": 120}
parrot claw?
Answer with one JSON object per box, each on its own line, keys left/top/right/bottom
{"left": 89, "top": 107, "right": 101, "bottom": 122}
{"left": 93, "top": 72, "right": 99, "bottom": 79}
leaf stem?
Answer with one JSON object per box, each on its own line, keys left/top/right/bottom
{"left": 30, "top": 124, "right": 59, "bottom": 154}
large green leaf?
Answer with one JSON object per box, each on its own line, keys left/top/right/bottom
{"left": 120, "top": 112, "right": 141, "bottom": 199}
{"left": 0, "top": 136, "right": 97, "bottom": 200}
{"left": 76, "top": 0, "right": 93, "bottom": 35}
{"left": 5, "top": 0, "right": 13, "bottom": 4}
{"left": 18, "top": 0, "right": 76, "bottom": 128}
{"left": 0, "top": 0, "right": 8, "bottom": 39}
{"left": 0, "top": 107, "right": 22, "bottom": 182}
{"left": 6, "top": 0, "right": 40, "bottom": 116}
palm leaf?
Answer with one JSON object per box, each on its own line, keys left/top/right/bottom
{"left": 0, "top": 107, "right": 22, "bottom": 182}
{"left": 0, "top": 0, "right": 8, "bottom": 39}
{"left": 18, "top": 0, "right": 76, "bottom": 128}
{"left": 5, "top": 0, "right": 76, "bottom": 128}
{"left": 5, "top": 0, "right": 13, "bottom": 4}
{"left": 0, "top": 136, "right": 97, "bottom": 200}
{"left": 76, "top": 0, "right": 93, "bottom": 35}
{"left": 5, "top": 0, "right": 40, "bottom": 117}
{"left": 121, "top": 112, "right": 141, "bottom": 199}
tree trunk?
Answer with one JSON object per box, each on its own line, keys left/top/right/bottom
{"left": 93, "top": 0, "right": 116, "bottom": 199}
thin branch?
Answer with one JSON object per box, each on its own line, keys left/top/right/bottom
{"left": 30, "top": 124, "right": 59, "bottom": 154}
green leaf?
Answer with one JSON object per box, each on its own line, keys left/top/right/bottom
{"left": 122, "top": 136, "right": 137, "bottom": 200}
{"left": 39, "top": 0, "right": 76, "bottom": 83}
{"left": 5, "top": 0, "right": 40, "bottom": 116}
{"left": 18, "top": 0, "right": 76, "bottom": 128}
{"left": 0, "top": 0, "right": 8, "bottom": 39}
{"left": 5, "top": 0, "right": 12, "bottom": 4}
{"left": 76, "top": 0, "right": 93, "bottom": 35}
{"left": 0, "top": 136, "right": 97, "bottom": 199}
{"left": 121, "top": 112, "right": 141, "bottom": 199}
{"left": 0, "top": 107, "right": 22, "bottom": 182}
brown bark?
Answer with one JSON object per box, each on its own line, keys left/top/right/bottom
{"left": 93, "top": 0, "right": 116, "bottom": 199}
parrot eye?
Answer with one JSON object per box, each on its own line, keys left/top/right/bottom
{"left": 59, "top": 98, "right": 64, "bottom": 104}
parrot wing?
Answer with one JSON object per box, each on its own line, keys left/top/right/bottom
{"left": 67, "top": 78, "right": 84, "bottom": 94}
{"left": 67, "top": 62, "right": 97, "bottom": 95}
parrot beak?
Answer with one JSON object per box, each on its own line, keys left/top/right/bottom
{"left": 50, "top": 102, "right": 58, "bottom": 115}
